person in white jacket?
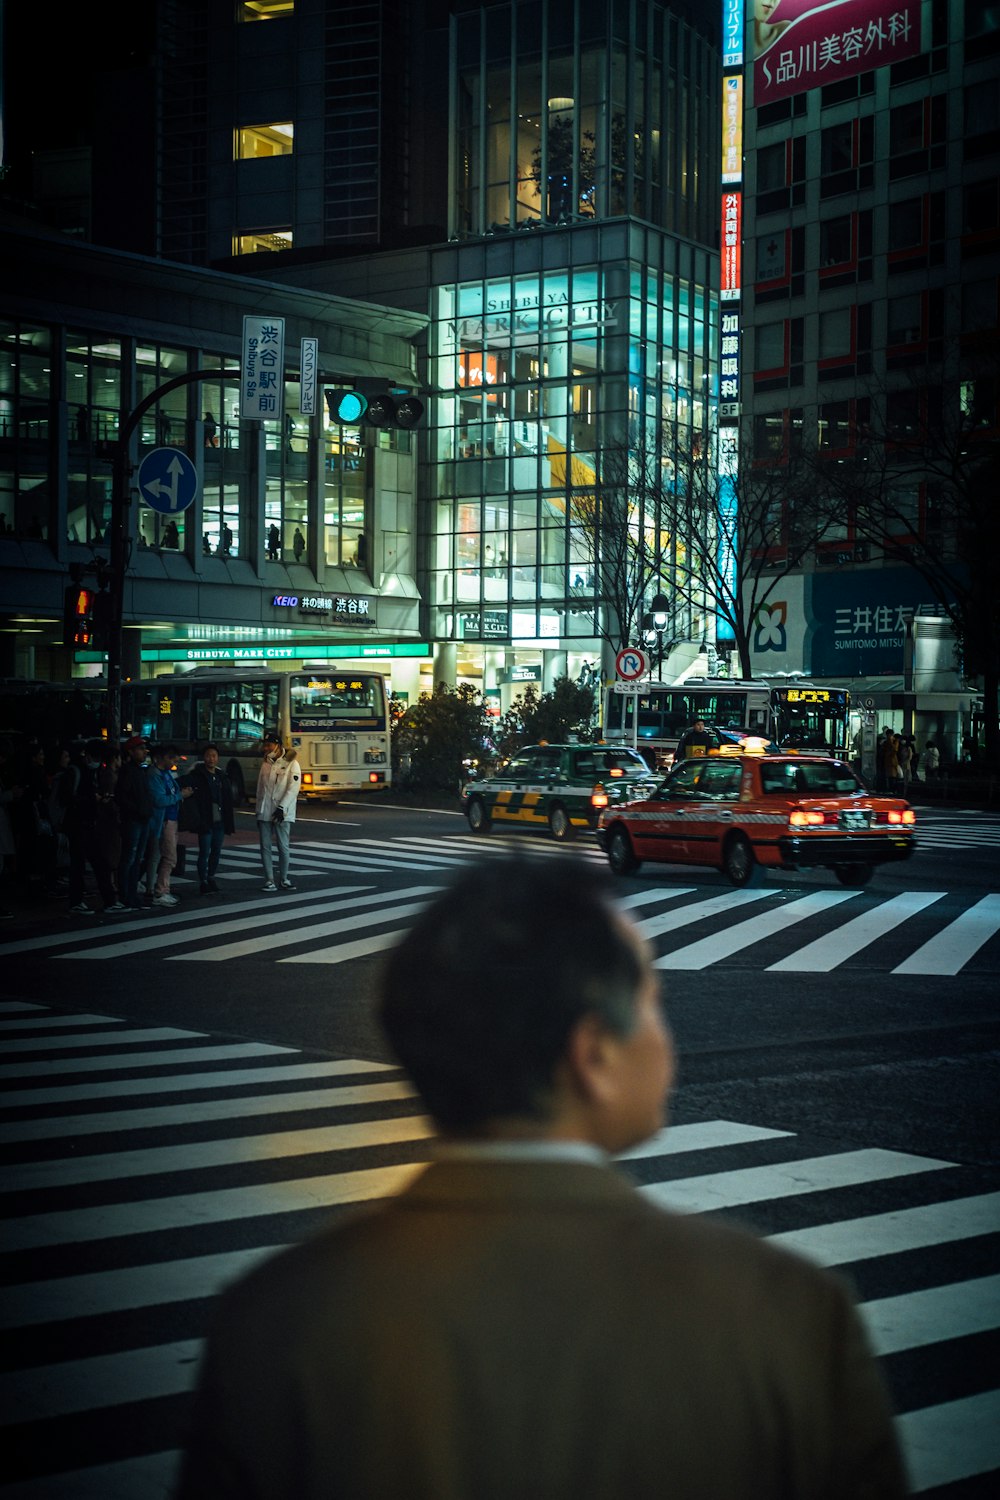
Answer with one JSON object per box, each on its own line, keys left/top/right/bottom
{"left": 255, "top": 732, "right": 302, "bottom": 891}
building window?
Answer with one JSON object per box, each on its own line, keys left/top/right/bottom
{"left": 818, "top": 308, "right": 853, "bottom": 361}
{"left": 232, "top": 230, "right": 293, "bottom": 255}
{"left": 961, "top": 276, "right": 999, "bottom": 331}
{"left": 819, "top": 215, "right": 853, "bottom": 267}
{"left": 963, "top": 178, "right": 1000, "bottom": 233}
{"left": 887, "top": 294, "right": 923, "bottom": 346}
{"left": 755, "top": 320, "right": 787, "bottom": 373}
{"left": 888, "top": 197, "right": 924, "bottom": 250}
{"left": 0, "top": 319, "right": 53, "bottom": 542}
{"left": 234, "top": 123, "right": 294, "bottom": 159}
{"left": 965, "top": 79, "right": 1000, "bottom": 136}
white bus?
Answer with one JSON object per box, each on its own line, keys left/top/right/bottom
{"left": 603, "top": 678, "right": 851, "bottom": 767}
{"left": 123, "top": 666, "right": 391, "bottom": 802}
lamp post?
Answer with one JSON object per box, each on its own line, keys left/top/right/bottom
{"left": 650, "top": 592, "right": 670, "bottom": 682}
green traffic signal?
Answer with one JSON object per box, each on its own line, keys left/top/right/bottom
{"left": 325, "top": 386, "right": 424, "bottom": 428}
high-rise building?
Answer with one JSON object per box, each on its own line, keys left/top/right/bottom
{"left": 735, "top": 0, "right": 998, "bottom": 755}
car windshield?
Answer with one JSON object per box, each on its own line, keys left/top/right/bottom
{"left": 759, "top": 760, "right": 863, "bottom": 797}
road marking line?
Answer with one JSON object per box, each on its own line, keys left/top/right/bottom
{"left": 3, "top": 1159, "right": 425, "bottom": 1251}
{"left": 281, "top": 928, "right": 410, "bottom": 965}
{"left": 3, "top": 1078, "right": 416, "bottom": 1142}
{"left": 640, "top": 887, "right": 773, "bottom": 941}
{"left": 0, "top": 1042, "right": 294, "bottom": 1083}
{"left": 768, "top": 1192, "right": 1000, "bottom": 1265}
{"left": 767, "top": 891, "right": 947, "bottom": 971}
{"left": 70, "top": 886, "right": 431, "bottom": 961}
{"left": 1, "top": 1055, "right": 396, "bottom": 1108}
{"left": 174, "top": 895, "right": 437, "bottom": 962}
{"left": 1, "top": 1025, "right": 207, "bottom": 1054}
{"left": 0, "top": 1338, "right": 202, "bottom": 1423}
{"left": 654, "top": 889, "right": 857, "bottom": 969}
{"left": 861, "top": 1273, "right": 1000, "bottom": 1355}
{"left": 891, "top": 892, "right": 1000, "bottom": 975}
{"left": 641, "top": 1147, "right": 951, "bottom": 1212}
{"left": 4, "top": 1112, "right": 434, "bottom": 1192}
{"left": 896, "top": 1389, "right": 1000, "bottom": 1492}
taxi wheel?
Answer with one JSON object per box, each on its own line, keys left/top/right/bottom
{"left": 548, "top": 804, "right": 576, "bottom": 841}
{"left": 722, "top": 832, "right": 762, "bottom": 888}
{"left": 607, "top": 826, "right": 640, "bottom": 876}
{"left": 466, "top": 797, "right": 492, "bottom": 834}
{"left": 834, "top": 864, "right": 872, "bottom": 887}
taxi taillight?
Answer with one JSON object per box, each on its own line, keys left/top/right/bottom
{"left": 789, "top": 809, "right": 825, "bottom": 827}
{"left": 591, "top": 783, "right": 609, "bottom": 809}
{"left": 302, "top": 772, "right": 313, "bottom": 786}
{"left": 886, "top": 808, "right": 916, "bottom": 825}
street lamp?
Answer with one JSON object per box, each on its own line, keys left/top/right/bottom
{"left": 650, "top": 592, "right": 670, "bottom": 681}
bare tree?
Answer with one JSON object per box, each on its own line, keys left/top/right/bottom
{"left": 568, "top": 441, "right": 683, "bottom": 673}
{"left": 809, "top": 366, "right": 1000, "bottom": 763}
{"left": 647, "top": 433, "right": 838, "bottom": 679}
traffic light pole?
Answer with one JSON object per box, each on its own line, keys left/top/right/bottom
{"left": 103, "top": 369, "right": 239, "bottom": 743}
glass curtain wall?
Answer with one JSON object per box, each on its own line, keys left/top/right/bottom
{"left": 0, "top": 321, "right": 53, "bottom": 541}
{"left": 430, "top": 250, "right": 717, "bottom": 645}
{"left": 454, "top": 1, "right": 715, "bottom": 241}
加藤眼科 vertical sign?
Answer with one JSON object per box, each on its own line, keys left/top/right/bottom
{"left": 241, "top": 316, "right": 285, "bottom": 421}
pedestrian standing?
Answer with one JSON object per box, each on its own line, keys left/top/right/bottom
{"left": 147, "top": 744, "right": 184, "bottom": 907}
{"left": 266, "top": 523, "right": 281, "bottom": 561}
{"left": 897, "top": 735, "right": 912, "bottom": 793}
{"left": 65, "top": 740, "right": 124, "bottom": 915}
{"left": 203, "top": 411, "right": 218, "bottom": 448}
{"left": 924, "top": 739, "right": 941, "bottom": 780}
{"left": 255, "top": 731, "right": 301, "bottom": 892}
{"left": 116, "top": 736, "right": 154, "bottom": 908}
{"left": 183, "top": 744, "right": 235, "bottom": 894}
{"left": 178, "top": 857, "right": 906, "bottom": 1500}
{"left": 292, "top": 526, "right": 305, "bottom": 562}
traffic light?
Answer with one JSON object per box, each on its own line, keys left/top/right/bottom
{"left": 325, "top": 384, "right": 424, "bottom": 429}
{"left": 63, "top": 585, "right": 95, "bottom": 650}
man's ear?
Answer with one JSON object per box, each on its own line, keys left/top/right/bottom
{"left": 561, "top": 1012, "right": 621, "bottom": 1107}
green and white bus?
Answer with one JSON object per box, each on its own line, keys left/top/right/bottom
{"left": 123, "top": 665, "right": 391, "bottom": 802}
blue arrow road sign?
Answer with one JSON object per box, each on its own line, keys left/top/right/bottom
{"left": 137, "top": 447, "right": 199, "bottom": 515}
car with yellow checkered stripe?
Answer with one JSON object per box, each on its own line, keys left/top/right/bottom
{"left": 462, "top": 742, "right": 657, "bottom": 841}
{"left": 596, "top": 752, "right": 915, "bottom": 886}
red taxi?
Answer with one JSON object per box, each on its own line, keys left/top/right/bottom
{"left": 596, "top": 752, "right": 915, "bottom": 887}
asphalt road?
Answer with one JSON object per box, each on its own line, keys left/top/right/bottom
{"left": 2, "top": 796, "right": 998, "bottom": 1496}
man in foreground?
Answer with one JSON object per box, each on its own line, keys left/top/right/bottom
{"left": 177, "top": 859, "right": 907, "bottom": 1500}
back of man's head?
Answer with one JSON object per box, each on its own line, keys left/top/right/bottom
{"left": 379, "top": 858, "right": 644, "bottom": 1133}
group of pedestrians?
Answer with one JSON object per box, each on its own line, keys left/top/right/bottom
{"left": 876, "top": 727, "right": 942, "bottom": 794}
{"left": 0, "top": 731, "right": 303, "bottom": 919}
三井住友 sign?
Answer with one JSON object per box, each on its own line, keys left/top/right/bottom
{"left": 242, "top": 316, "right": 286, "bottom": 421}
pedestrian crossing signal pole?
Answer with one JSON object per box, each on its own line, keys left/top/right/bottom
{"left": 101, "top": 368, "right": 240, "bottom": 745}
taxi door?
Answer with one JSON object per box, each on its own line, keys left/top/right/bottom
{"left": 677, "top": 759, "right": 744, "bottom": 865}
{"left": 498, "top": 746, "right": 562, "bottom": 828}
{"left": 633, "top": 761, "right": 704, "bottom": 860}
{"left": 488, "top": 750, "right": 536, "bottom": 826}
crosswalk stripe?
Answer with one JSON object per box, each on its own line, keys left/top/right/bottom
{"left": 0, "top": 884, "right": 373, "bottom": 957}
{"left": 281, "top": 927, "right": 411, "bottom": 965}
{"left": 69, "top": 885, "right": 412, "bottom": 961}
{"left": 653, "top": 889, "right": 857, "bottom": 970}
{"left": 0, "top": 1041, "right": 293, "bottom": 1082}
{"left": 0, "top": 1247, "right": 282, "bottom": 1330}
{"left": 2, "top": 1001, "right": 996, "bottom": 1496}
{"left": 768, "top": 1192, "right": 1000, "bottom": 1265}
{"left": 0, "top": 1056, "right": 395, "bottom": 1107}
{"left": 4, "top": 1160, "right": 426, "bottom": 1252}
{"left": 638, "top": 887, "right": 773, "bottom": 941}
{"left": 2, "top": 1078, "right": 416, "bottom": 1142}
{"left": 641, "top": 1148, "right": 951, "bottom": 1213}
{"left": 0, "top": 1012, "right": 139, "bottom": 1031}
{"left": 174, "top": 895, "right": 437, "bottom": 962}
{"left": 891, "top": 892, "right": 1000, "bottom": 975}
{"left": 1, "top": 1025, "right": 207, "bottom": 1054}
{"left": 4, "top": 1111, "right": 434, "bottom": 1192}
{"left": 767, "top": 891, "right": 947, "bottom": 972}
{"left": 0, "top": 1338, "right": 202, "bottom": 1423}
{"left": 896, "top": 1389, "right": 1000, "bottom": 1492}
{"left": 861, "top": 1273, "right": 1000, "bottom": 1355}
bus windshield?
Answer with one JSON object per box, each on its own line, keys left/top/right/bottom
{"left": 289, "top": 673, "right": 386, "bottom": 730}
{"left": 770, "top": 688, "right": 850, "bottom": 753}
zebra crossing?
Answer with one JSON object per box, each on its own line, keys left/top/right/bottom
{"left": 2, "top": 999, "right": 998, "bottom": 1496}
{"left": 3, "top": 840, "right": 999, "bottom": 974}
{"left": 909, "top": 810, "right": 1000, "bottom": 853}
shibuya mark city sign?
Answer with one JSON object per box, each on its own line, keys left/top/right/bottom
{"left": 753, "top": 0, "right": 921, "bottom": 106}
